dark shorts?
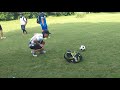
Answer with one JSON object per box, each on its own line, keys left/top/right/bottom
{"left": 21, "top": 25, "right": 25, "bottom": 30}
{"left": 29, "top": 44, "right": 42, "bottom": 50}
{"left": 29, "top": 42, "right": 43, "bottom": 50}
{"left": 0, "top": 25, "right": 2, "bottom": 30}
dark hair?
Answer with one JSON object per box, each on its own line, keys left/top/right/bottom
{"left": 42, "top": 31, "right": 51, "bottom": 35}
{"left": 39, "top": 12, "right": 46, "bottom": 17}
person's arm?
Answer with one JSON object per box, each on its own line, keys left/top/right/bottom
{"left": 25, "top": 18, "right": 27, "bottom": 25}
{"left": 33, "top": 39, "right": 40, "bottom": 45}
{"left": 40, "top": 41, "right": 45, "bottom": 47}
{"left": 23, "top": 17, "right": 27, "bottom": 25}
{"left": 36, "top": 40, "right": 45, "bottom": 47}
{"left": 41, "top": 41, "right": 45, "bottom": 45}
{"left": 33, "top": 39, "right": 44, "bottom": 47}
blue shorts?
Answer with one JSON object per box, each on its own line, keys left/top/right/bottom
{"left": 40, "top": 24, "right": 48, "bottom": 31}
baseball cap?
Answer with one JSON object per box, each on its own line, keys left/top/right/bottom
{"left": 39, "top": 12, "right": 45, "bottom": 16}
{"left": 42, "top": 31, "right": 51, "bottom": 35}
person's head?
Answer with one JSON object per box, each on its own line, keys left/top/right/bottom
{"left": 39, "top": 12, "right": 45, "bottom": 17}
{"left": 39, "top": 12, "right": 44, "bottom": 14}
{"left": 42, "top": 31, "right": 51, "bottom": 38}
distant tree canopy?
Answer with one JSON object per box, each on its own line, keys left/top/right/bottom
{"left": 0, "top": 12, "right": 92, "bottom": 21}
{"left": 0, "top": 12, "right": 39, "bottom": 21}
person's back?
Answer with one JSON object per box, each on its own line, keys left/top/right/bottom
{"left": 20, "top": 16, "right": 27, "bottom": 25}
{"left": 30, "top": 33, "right": 43, "bottom": 44}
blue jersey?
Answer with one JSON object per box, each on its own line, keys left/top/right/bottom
{"left": 38, "top": 13, "right": 47, "bottom": 25}
{"left": 40, "top": 16, "right": 47, "bottom": 25}
{"left": 38, "top": 13, "right": 48, "bottom": 31}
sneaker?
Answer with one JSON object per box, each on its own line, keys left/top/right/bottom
{"left": 32, "top": 54, "right": 37, "bottom": 57}
{"left": 40, "top": 50, "right": 46, "bottom": 54}
{"left": 1, "top": 37, "right": 6, "bottom": 39}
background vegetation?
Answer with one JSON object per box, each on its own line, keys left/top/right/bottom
{"left": 0, "top": 12, "right": 92, "bottom": 21}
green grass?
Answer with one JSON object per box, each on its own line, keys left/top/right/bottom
{"left": 1, "top": 12, "right": 120, "bottom": 78}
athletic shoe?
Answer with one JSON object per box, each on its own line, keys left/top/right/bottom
{"left": 1, "top": 37, "right": 6, "bottom": 39}
{"left": 32, "top": 54, "right": 37, "bottom": 57}
{"left": 31, "top": 51, "right": 37, "bottom": 57}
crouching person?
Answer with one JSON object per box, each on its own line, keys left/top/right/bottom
{"left": 29, "top": 31, "right": 50, "bottom": 57}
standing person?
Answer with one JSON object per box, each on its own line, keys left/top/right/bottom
{"left": 0, "top": 24, "right": 6, "bottom": 39}
{"left": 29, "top": 30, "right": 50, "bottom": 57}
{"left": 20, "top": 14, "right": 28, "bottom": 34}
{"left": 37, "top": 12, "right": 51, "bottom": 34}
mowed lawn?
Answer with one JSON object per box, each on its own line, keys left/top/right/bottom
{"left": 1, "top": 12, "right": 120, "bottom": 78}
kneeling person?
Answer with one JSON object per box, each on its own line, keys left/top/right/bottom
{"left": 29, "top": 31, "right": 50, "bottom": 57}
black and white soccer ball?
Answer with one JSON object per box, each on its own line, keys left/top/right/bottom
{"left": 80, "top": 45, "right": 86, "bottom": 51}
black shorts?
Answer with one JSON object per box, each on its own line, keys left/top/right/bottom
{"left": 21, "top": 25, "right": 25, "bottom": 30}
{"left": 29, "top": 43, "right": 42, "bottom": 50}
{"left": 0, "top": 25, "right": 2, "bottom": 30}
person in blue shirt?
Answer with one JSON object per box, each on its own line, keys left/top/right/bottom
{"left": 37, "top": 12, "right": 51, "bottom": 34}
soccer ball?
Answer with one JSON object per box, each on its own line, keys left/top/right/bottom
{"left": 80, "top": 45, "right": 86, "bottom": 51}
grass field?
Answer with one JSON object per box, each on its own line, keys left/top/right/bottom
{"left": 1, "top": 12, "right": 120, "bottom": 78}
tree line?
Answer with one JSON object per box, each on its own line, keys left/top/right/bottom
{"left": 0, "top": 12, "right": 76, "bottom": 21}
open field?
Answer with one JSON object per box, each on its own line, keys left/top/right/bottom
{"left": 0, "top": 12, "right": 120, "bottom": 78}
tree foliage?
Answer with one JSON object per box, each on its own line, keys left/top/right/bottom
{"left": 0, "top": 12, "right": 90, "bottom": 21}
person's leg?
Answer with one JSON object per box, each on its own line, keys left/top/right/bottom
{"left": 0, "top": 30, "right": 3, "bottom": 37}
{"left": 31, "top": 48, "right": 45, "bottom": 57}
{"left": 40, "top": 24, "right": 48, "bottom": 32}
{"left": 21, "top": 25, "right": 27, "bottom": 34}
{"left": 21, "top": 25, "right": 24, "bottom": 34}
{"left": 0, "top": 25, "right": 6, "bottom": 39}
{"left": 40, "top": 24, "right": 44, "bottom": 32}
{"left": 31, "top": 49, "right": 37, "bottom": 57}
{"left": 24, "top": 25, "right": 27, "bottom": 34}
{"left": 0, "top": 30, "right": 6, "bottom": 39}
{"left": 33, "top": 48, "right": 44, "bottom": 53}
{"left": 30, "top": 44, "right": 45, "bottom": 57}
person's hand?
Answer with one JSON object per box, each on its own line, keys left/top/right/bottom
{"left": 40, "top": 44, "right": 44, "bottom": 47}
